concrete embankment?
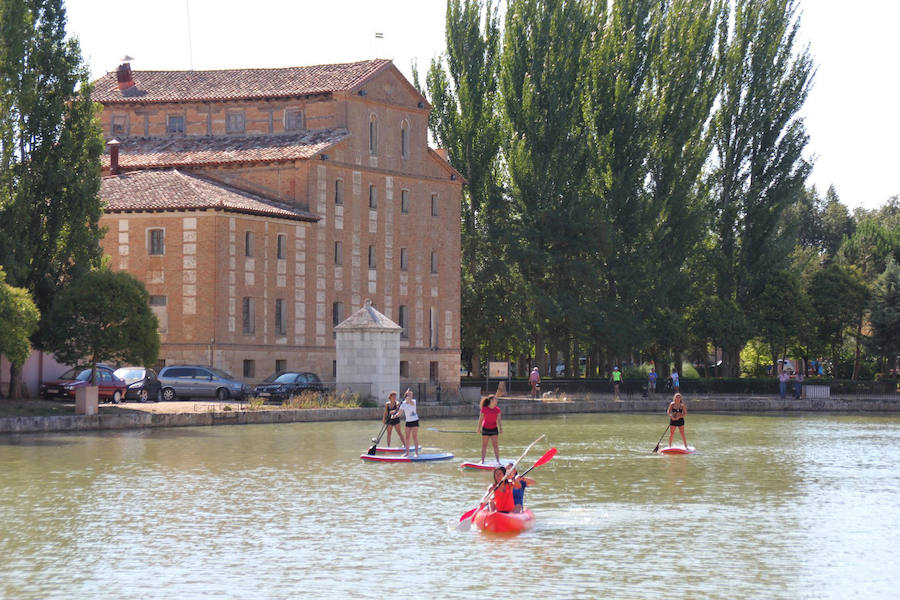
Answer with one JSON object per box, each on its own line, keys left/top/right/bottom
{"left": 1, "top": 395, "right": 897, "bottom": 434}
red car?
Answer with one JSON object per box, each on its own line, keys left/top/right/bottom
{"left": 40, "top": 366, "right": 128, "bottom": 403}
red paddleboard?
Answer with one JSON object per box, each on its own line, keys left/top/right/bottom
{"left": 459, "top": 460, "right": 514, "bottom": 471}
{"left": 658, "top": 446, "right": 696, "bottom": 455}
{"left": 360, "top": 452, "right": 454, "bottom": 463}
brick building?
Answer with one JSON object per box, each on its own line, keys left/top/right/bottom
{"left": 94, "top": 58, "right": 462, "bottom": 390}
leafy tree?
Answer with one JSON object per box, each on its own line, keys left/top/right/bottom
{"left": 807, "top": 263, "right": 868, "bottom": 376}
{"left": 708, "top": 0, "right": 813, "bottom": 376}
{"left": 866, "top": 258, "right": 900, "bottom": 376}
{"left": 0, "top": 267, "right": 40, "bottom": 389}
{"left": 0, "top": 0, "right": 105, "bottom": 396}
{"left": 750, "top": 270, "right": 804, "bottom": 372}
{"left": 417, "top": 0, "right": 516, "bottom": 375}
{"left": 821, "top": 186, "right": 855, "bottom": 258}
{"left": 43, "top": 270, "right": 159, "bottom": 379}
{"left": 500, "top": 0, "right": 595, "bottom": 374}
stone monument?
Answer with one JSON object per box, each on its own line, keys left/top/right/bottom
{"left": 335, "top": 299, "right": 401, "bottom": 402}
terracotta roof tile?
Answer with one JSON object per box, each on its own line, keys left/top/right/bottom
{"left": 102, "top": 128, "right": 349, "bottom": 169}
{"left": 101, "top": 169, "right": 319, "bottom": 222}
{"left": 92, "top": 59, "right": 392, "bottom": 104}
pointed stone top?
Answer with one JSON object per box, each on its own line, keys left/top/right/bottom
{"left": 334, "top": 299, "right": 401, "bottom": 331}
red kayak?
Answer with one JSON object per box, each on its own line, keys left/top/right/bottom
{"left": 473, "top": 507, "right": 535, "bottom": 534}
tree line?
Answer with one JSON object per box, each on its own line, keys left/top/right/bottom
{"left": 419, "top": 0, "right": 900, "bottom": 380}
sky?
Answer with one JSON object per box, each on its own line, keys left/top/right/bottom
{"left": 63, "top": 0, "right": 899, "bottom": 211}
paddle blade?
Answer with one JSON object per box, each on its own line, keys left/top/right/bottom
{"left": 532, "top": 447, "right": 558, "bottom": 468}
{"left": 455, "top": 517, "right": 473, "bottom": 532}
{"left": 652, "top": 443, "right": 660, "bottom": 453}
{"left": 458, "top": 507, "right": 478, "bottom": 523}
{"left": 367, "top": 444, "right": 377, "bottom": 455}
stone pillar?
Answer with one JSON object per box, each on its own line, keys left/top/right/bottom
{"left": 75, "top": 385, "right": 98, "bottom": 415}
{"left": 335, "top": 299, "right": 401, "bottom": 402}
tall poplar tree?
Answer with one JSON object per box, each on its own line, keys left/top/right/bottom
{"left": 418, "top": 0, "right": 513, "bottom": 374}
{"left": 500, "top": 0, "right": 595, "bottom": 374}
{"left": 0, "top": 0, "right": 105, "bottom": 396}
{"left": 709, "top": 0, "right": 813, "bottom": 376}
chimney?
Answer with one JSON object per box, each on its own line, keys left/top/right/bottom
{"left": 107, "top": 139, "right": 121, "bottom": 175}
{"left": 116, "top": 55, "right": 135, "bottom": 90}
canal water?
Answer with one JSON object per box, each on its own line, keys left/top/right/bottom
{"left": 1, "top": 413, "right": 898, "bottom": 599}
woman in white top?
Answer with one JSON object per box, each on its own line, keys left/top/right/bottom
{"left": 394, "top": 388, "right": 419, "bottom": 457}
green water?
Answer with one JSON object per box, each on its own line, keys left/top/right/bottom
{"left": 1, "top": 413, "right": 898, "bottom": 599}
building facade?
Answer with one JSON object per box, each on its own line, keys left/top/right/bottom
{"left": 94, "top": 59, "right": 462, "bottom": 388}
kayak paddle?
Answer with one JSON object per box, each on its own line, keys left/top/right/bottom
{"left": 456, "top": 434, "right": 545, "bottom": 532}
{"left": 652, "top": 424, "right": 670, "bottom": 453}
{"left": 516, "top": 447, "right": 557, "bottom": 478}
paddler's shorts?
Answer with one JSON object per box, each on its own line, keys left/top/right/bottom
{"left": 669, "top": 418, "right": 685, "bottom": 427}
{"left": 405, "top": 420, "right": 419, "bottom": 428}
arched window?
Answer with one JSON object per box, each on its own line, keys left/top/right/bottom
{"left": 369, "top": 114, "right": 378, "bottom": 155}
{"left": 400, "top": 119, "right": 409, "bottom": 160}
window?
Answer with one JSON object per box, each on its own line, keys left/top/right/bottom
{"left": 400, "top": 248, "right": 408, "bottom": 272}
{"left": 149, "top": 295, "right": 167, "bottom": 306}
{"left": 398, "top": 305, "right": 409, "bottom": 339}
{"left": 148, "top": 229, "right": 165, "bottom": 255}
{"left": 368, "top": 245, "right": 376, "bottom": 269}
{"left": 111, "top": 114, "right": 126, "bottom": 136}
{"left": 334, "top": 179, "right": 344, "bottom": 205}
{"left": 245, "top": 231, "right": 254, "bottom": 257}
{"left": 332, "top": 360, "right": 337, "bottom": 378}
{"left": 332, "top": 301, "right": 344, "bottom": 327}
{"left": 243, "top": 360, "right": 255, "bottom": 378}
{"left": 275, "top": 359, "right": 287, "bottom": 374}
{"left": 400, "top": 361, "right": 409, "bottom": 377}
{"left": 429, "top": 307, "right": 438, "bottom": 349}
{"left": 242, "top": 297, "right": 255, "bottom": 334}
{"left": 284, "top": 109, "right": 304, "bottom": 131}
{"left": 166, "top": 115, "right": 184, "bottom": 134}
{"left": 400, "top": 120, "right": 409, "bottom": 159}
{"left": 401, "top": 189, "right": 409, "bottom": 214}
{"left": 149, "top": 295, "right": 168, "bottom": 334}
{"left": 430, "top": 251, "right": 438, "bottom": 274}
{"left": 369, "top": 184, "right": 377, "bottom": 209}
{"left": 334, "top": 241, "right": 343, "bottom": 266}
{"left": 369, "top": 114, "right": 378, "bottom": 154}
{"left": 431, "top": 194, "right": 439, "bottom": 217}
{"left": 276, "top": 234, "right": 287, "bottom": 260}
{"left": 275, "top": 299, "right": 286, "bottom": 335}
{"left": 226, "top": 111, "right": 245, "bottom": 134}
{"left": 430, "top": 361, "right": 439, "bottom": 383}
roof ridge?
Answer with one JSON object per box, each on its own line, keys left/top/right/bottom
{"left": 113, "top": 58, "right": 391, "bottom": 76}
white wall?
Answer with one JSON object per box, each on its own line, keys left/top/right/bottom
{"left": 0, "top": 351, "right": 69, "bottom": 398}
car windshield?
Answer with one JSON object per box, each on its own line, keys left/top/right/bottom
{"left": 263, "top": 372, "right": 299, "bottom": 384}
{"left": 114, "top": 368, "right": 144, "bottom": 382}
{"left": 207, "top": 368, "right": 235, "bottom": 380}
{"left": 59, "top": 368, "right": 93, "bottom": 381}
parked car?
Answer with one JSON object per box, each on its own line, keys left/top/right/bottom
{"left": 40, "top": 365, "right": 127, "bottom": 403}
{"left": 113, "top": 367, "right": 161, "bottom": 402}
{"left": 253, "top": 371, "right": 326, "bottom": 401}
{"left": 157, "top": 365, "right": 251, "bottom": 401}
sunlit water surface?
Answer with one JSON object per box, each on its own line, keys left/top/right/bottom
{"left": 1, "top": 413, "right": 899, "bottom": 599}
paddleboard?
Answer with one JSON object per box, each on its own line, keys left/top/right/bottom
{"left": 658, "top": 446, "right": 696, "bottom": 455}
{"left": 369, "top": 446, "right": 422, "bottom": 454}
{"left": 459, "top": 460, "right": 515, "bottom": 471}
{"left": 360, "top": 452, "right": 454, "bottom": 463}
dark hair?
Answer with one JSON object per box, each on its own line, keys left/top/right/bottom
{"left": 494, "top": 466, "right": 506, "bottom": 476}
{"left": 480, "top": 395, "right": 495, "bottom": 409}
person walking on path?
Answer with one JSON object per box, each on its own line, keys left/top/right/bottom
{"left": 778, "top": 369, "right": 790, "bottom": 399}
{"left": 612, "top": 366, "right": 622, "bottom": 401}
{"left": 648, "top": 367, "right": 658, "bottom": 398}
{"left": 793, "top": 369, "right": 804, "bottom": 399}
{"left": 667, "top": 393, "right": 689, "bottom": 449}
{"left": 529, "top": 367, "right": 541, "bottom": 399}
{"left": 477, "top": 395, "right": 502, "bottom": 464}
{"left": 671, "top": 368, "right": 680, "bottom": 393}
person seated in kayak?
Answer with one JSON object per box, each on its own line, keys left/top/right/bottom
{"left": 667, "top": 392, "right": 688, "bottom": 449}
{"left": 505, "top": 463, "right": 536, "bottom": 513}
{"left": 382, "top": 391, "right": 405, "bottom": 448}
{"left": 488, "top": 466, "right": 515, "bottom": 513}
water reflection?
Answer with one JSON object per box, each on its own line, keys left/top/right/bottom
{"left": 0, "top": 413, "right": 898, "bottom": 598}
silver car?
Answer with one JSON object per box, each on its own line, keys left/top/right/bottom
{"left": 157, "top": 365, "right": 250, "bottom": 401}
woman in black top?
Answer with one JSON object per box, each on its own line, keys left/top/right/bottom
{"left": 383, "top": 391, "right": 405, "bottom": 448}
{"left": 667, "top": 393, "right": 689, "bottom": 449}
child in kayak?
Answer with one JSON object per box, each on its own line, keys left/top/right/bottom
{"left": 506, "top": 463, "right": 536, "bottom": 513}
{"left": 382, "top": 391, "right": 405, "bottom": 448}
{"left": 488, "top": 466, "right": 515, "bottom": 513}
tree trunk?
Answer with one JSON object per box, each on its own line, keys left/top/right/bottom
{"left": 471, "top": 351, "right": 480, "bottom": 378}
{"left": 534, "top": 331, "right": 545, "bottom": 377}
{"left": 7, "top": 363, "right": 26, "bottom": 399}
{"left": 851, "top": 318, "right": 863, "bottom": 381}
